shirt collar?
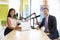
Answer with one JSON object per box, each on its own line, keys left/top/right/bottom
{"left": 44, "top": 14, "right": 49, "bottom": 19}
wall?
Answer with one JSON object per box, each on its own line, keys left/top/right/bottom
{"left": 0, "top": 4, "right": 8, "bottom": 21}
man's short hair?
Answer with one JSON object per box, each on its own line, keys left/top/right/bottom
{"left": 43, "top": 8, "right": 49, "bottom": 11}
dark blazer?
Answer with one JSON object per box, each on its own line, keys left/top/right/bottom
{"left": 39, "top": 15, "right": 59, "bottom": 39}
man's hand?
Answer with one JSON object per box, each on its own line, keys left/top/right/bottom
{"left": 36, "top": 26, "right": 40, "bottom": 30}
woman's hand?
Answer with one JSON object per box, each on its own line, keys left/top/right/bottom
{"left": 14, "top": 25, "right": 22, "bottom": 31}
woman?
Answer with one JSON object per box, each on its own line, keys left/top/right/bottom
{"left": 4, "top": 8, "right": 21, "bottom": 36}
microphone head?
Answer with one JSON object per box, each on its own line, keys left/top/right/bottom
{"left": 37, "top": 15, "right": 40, "bottom": 17}
{"left": 17, "top": 23, "right": 21, "bottom": 25}
{"left": 24, "top": 18, "right": 26, "bottom": 20}
{"left": 33, "top": 12, "right": 36, "bottom": 14}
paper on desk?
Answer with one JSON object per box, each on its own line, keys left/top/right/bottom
{"left": 20, "top": 21, "right": 31, "bottom": 31}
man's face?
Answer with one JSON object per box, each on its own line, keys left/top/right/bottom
{"left": 43, "top": 8, "right": 48, "bottom": 17}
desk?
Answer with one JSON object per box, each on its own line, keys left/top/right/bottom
{"left": 5, "top": 29, "right": 50, "bottom": 40}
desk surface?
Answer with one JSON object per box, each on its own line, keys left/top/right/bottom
{"left": 4, "top": 29, "right": 50, "bottom": 40}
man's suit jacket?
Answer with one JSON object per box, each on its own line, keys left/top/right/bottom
{"left": 39, "top": 15, "right": 59, "bottom": 39}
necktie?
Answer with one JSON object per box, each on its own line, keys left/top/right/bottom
{"left": 44, "top": 18, "right": 49, "bottom": 33}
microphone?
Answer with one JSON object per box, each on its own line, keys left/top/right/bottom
{"left": 24, "top": 13, "right": 36, "bottom": 20}
{"left": 31, "top": 15, "right": 40, "bottom": 19}
{"left": 17, "top": 23, "right": 21, "bottom": 25}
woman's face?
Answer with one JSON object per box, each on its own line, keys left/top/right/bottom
{"left": 10, "top": 10, "right": 15, "bottom": 18}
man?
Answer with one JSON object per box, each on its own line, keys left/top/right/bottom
{"left": 37, "top": 8, "right": 59, "bottom": 40}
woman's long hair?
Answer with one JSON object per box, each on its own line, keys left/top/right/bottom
{"left": 7, "top": 8, "right": 16, "bottom": 18}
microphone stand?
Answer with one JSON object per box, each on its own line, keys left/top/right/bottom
{"left": 30, "top": 13, "right": 36, "bottom": 29}
{"left": 30, "top": 15, "right": 40, "bottom": 29}
{"left": 35, "top": 14, "right": 39, "bottom": 25}
{"left": 23, "top": 12, "right": 40, "bottom": 29}
{"left": 31, "top": 18, "right": 35, "bottom": 29}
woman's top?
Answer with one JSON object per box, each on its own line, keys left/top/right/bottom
{"left": 7, "top": 17, "right": 17, "bottom": 28}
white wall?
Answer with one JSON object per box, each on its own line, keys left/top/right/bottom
{"left": 31, "top": 0, "right": 43, "bottom": 15}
